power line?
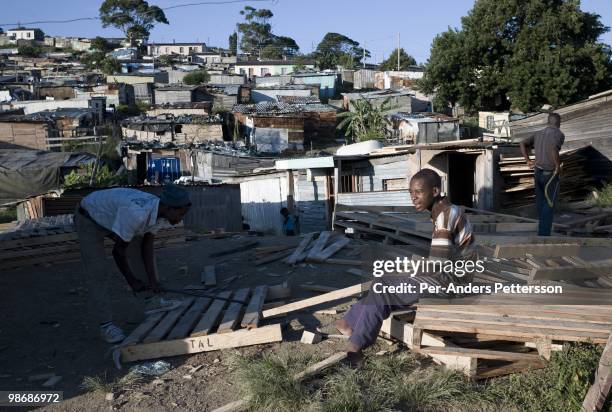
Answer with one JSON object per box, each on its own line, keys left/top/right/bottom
{"left": 0, "top": 0, "right": 271, "bottom": 27}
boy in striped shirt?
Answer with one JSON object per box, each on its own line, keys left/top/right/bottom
{"left": 334, "top": 169, "right": 476, "bottom": 365}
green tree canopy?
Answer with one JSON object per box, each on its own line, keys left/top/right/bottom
{"left": 379, "top": 48, "right": 417, "bottom": 71}
{"left": 314, "top": 32, "right": 370, "bottom": 70}
{"left": 99, "top": 0, "right": 169, "bottom": 46}
{"left": 183, "top": 69, "right": 210, "bottom": 85}
{"left": 420, "top": 0, "right": 612, "bottom": 113}
{"left": 236, "top": 6, "right": 299, "bottom": 58}
{"left": 229, "top": 32, "right": 238, "bottom": 56}
{"left": 18, "top": 45, "right": 43, "bottom": 57}
{"left": 91, "top": 36, "right": 114, "bottom": 53}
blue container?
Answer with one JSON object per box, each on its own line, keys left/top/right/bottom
{"left": 147, "top": 157, "right": 181, "bottom": 184}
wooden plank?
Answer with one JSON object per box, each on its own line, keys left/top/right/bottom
{"left": 300, "top": 284, "right": 338, "bottom": 293}
{"left": 202, "top": 265, "right": 217, "bottom": 286}
{"left": 311, "top": 236, "right": 350, "bottom": 262}
{"left": 121, "top": 324, "right": 283, "bottom": 363}
{"left": 306, "top": 232, "right": 332, "bottom": 260}
{"left": 494, "top": 243, "right": 581, "bottom": 258}
{"left": 266, "top": 282, "right": 291, "bottom": 301}
{"left": 415, "top": 311, "right": 612, "bottom": 334}
{"left": 582, "top": 333, "right": 612, "bottom": 412}
{"left": 530, "top": 260, "right": 612, "bottom": 281}
{"left": 241, "top": 285, "right": 268, "bottom": 329}
{"left": 122, "top": 312, "right": 167, "bottom": 346}
{"left": 285, "top": 232, "right": 316, "bottom": 265}
{"left": 326, "top": 258, "right": 363, "bottom": 266}
{"left": 166, "top": 298, "right": 212, "bottom": 340}
{"left": 191, "top": 291, "right": 233, "bottom": 337}
{"left": 263, "top": 282, "right": 370, "bottom": 319}
{"left": 143, "top": 298, "right": 195, "bottom": 343}
{"left": 476, "top": 359, "right": 546, "bottom": 379}
{"left": 414, "top": 320, "right": 609, "bottom": 343}
{"left": 255, "top": 249, "right": 292, "bottom": 266}
{"left": 209, "top": 241, "right": 259, "bottom": 258}
{"left": 217, "top": 288, "right": 251, "bottom": 334}
{"left": 416, "top": 347, "right": 542, "bottom": 362}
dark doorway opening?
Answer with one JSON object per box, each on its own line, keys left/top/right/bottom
{"left": 448, "top": 153, "right": 477, "bottom": 207}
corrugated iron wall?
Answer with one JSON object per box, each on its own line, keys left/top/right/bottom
{"left": 336, "top": 190, "right": 413, "bottom": 207}
{"left": 240, "top": 175, "right": 288, "bottom": 235}
{"left": 295, "top": 172, "right": 329, "bottom": 233}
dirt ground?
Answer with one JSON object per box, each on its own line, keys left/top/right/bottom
{"left": 0, "top": 234, "right": 367, "bottom": 411}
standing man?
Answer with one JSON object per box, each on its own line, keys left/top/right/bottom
{"left": 280, "top": 207, "right": 297, "bottom": 236}
{"left": 334, "top": 169, "right": 476, "bottom": 365}
{"left": 519, "top": 113, "right": 564, "bottom": 236}
{"left": 74, "top": 184, "right": 191, "bottom": 343}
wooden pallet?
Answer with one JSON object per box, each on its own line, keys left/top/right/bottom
{"left": 1, "top": 227, "right": 186, "bottom": 270}
{"left": 405, "top": 305, "right": 612, "bottom": 378}
{"left": 120, "top": 287, "right": 279, "bottom": 362}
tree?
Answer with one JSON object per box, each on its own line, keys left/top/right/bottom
{"left": 420, "top": 0, "right": 612, "bottom": 113}
{"left": 337, "top": 97, "right": 394, "bottom": 142}
{"left": 99, "top": 0, "right": 169, "bottom": 46}
{"left": 18, "top": 45, "right": 43, "bottom": 57}
{"left": 91, "top": 36, "right": 114, "bottom": 53}
{"left": 158, "top": 54, "right": 175, "bottom": 66}
{"left": 229, "top": 32, "right": 238, "bottom": 55}
{"left": 314, "top": 32, "right": 370, "bottom": 70}
{"left": 236, "top": 6, "right": 299, "bottom": 58}
{"left": 183, "top": 69, "right": 210, "bottom": 85}
{"left": 379, "top": 48, "right": 417, "bottom": 71}
{"left": 260, "top": 36, "right": 300, "bottom": 59}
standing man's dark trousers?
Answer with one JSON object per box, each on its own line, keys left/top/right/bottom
{"left": 535, "top": 167, "right": 559, "bottom": 236}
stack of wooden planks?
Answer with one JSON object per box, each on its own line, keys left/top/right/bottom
{"left": 281, "top": 231, "right": 354, "bottom": 266}
{"left": 1, "top": 225, "right": 186, "bottom": 270}
{"left": 120, "top": 286, "right": 282, "bottom": 363}
{"left": 498, "top": 149, "right": 595, "bottom": 209}
{"left": 405, "top": 304, "right": 612, "bottom": 379}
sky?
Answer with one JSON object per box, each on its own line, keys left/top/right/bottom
{"left": 1, "top": 0, "right": 611, "bottom": 64}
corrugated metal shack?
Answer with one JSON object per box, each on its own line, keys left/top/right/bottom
{"left": 342, "top": 90, "right": 430, "bottom": 114}
{"left": 390, "top": 113, "right": 460, "bottom": 144}
{"left": 17, "top": 185, "right": 243, "bottom": 232}
{"left": 353, "top": 69, "right": 377, "bottom": 90}
{"left": 208, "top": 74, "right": 246, "bottom": 85}
{"left": 154, "top": 85, "right": 211, "bottom": 105}
{"left": 233, "top": 102, "right": 305, "bottom": 153}
{"left": 122, "top": 115, "right": 224, "bottom": 144}
{"left": 251, "top": 84, "right": 314, "bottom": 103}
{"left": 510, "top": 89, "right": 612, "bottom": 180}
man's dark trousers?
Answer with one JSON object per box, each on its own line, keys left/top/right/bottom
{"left": 535, "top": 167, "right": 559, "bottom": 236}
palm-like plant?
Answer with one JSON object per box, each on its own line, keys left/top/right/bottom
{"left": 337, "top": 97, "right": 395, "bottom": 142}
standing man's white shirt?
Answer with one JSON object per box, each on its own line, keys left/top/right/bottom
{"left": 81, "top": 188, "right": 167, "bottom": 242}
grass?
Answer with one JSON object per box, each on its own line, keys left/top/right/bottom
{"left": 231, "top": 342, "right": 607, "bottom": 412}
{"left": 81, "top": 371, "right": 143, "bottom": 394}
{"left": 590, "top": 182, "right": 612, "bottom": 207}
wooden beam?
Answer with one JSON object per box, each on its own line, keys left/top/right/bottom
{"left": 209, "top": 241, "right": 259, "bottom": 258}
{"left": 143, "top": 298, "right": 195, "bottom": 343}
{"left": 494, "top": 243, "right": 581, "bottom": 258}
{"left": 529, "top": 260, "right": 612, "bottom": 281}
{"left": 122, "top": 312, "right": 166, "bottom": 346}
{"left": 582, "top": 333, "right": 612, "bottom": 412}
{"left": 310, "top": 236, "right": 350, "bottom": 262}
{"left": 285, "top": 232, "right": 316, "bottom": 265}
{"left": 167, "top": 298, "right": 212, "bottom": 340}
{"left": 262, "top": 282, "right": 370, "bottom": 319}
{"left": 217, "top": 288, "right": 251, "bottom": 334}
{"left": 121, "top": 324, "right": 283, "bottom": 363}
{"left": 306, "top": 232, "right": 332, "bottom": 260}
{"left": 191, "top": 291, "right": 232, "bottom": 336}
{"left": 202, "top": 265, "right": 217, "bottom": 286}
{"left": 241, "top": 285, "right": 268, "bottom": 329}
{"left": 416, "top": 346, "right": 542, "bottom": 362}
